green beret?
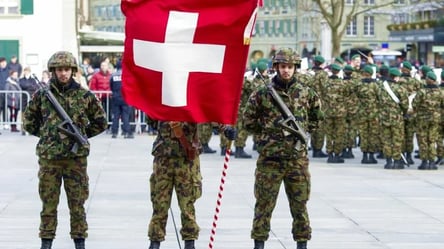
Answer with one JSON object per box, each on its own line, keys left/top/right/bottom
{"left": 363, "top": 65, "right": 374, "bottom": 75}
{"left": 314, "top": 55, "right": 325, "bottom": 64}
{"left": 379, "top": 65, "right": 389, "bottom": 71}
{"left": 334, "top": 57, "right": 344, "bottom": 64}
{"left": 351, "top": 54, "right": 360, "bottom": 60}
{"left": 257, "top": 58, "right": 269, "bottom": 65}
{"left": 389, "top": 67, "right": 401, "bottom": 77}
{"left": 331, "top": 63, "right": 342, "bottom": 72}
{"left": 441, "top": 70, "right": 444, "bottom": 79}
{"left": 257, "top": 61, "right": 268, "bottom": 72}
{"left": 343, "top": 65, "right": 353, "bottom": 72}
{"left": 402, "top": 61, "right": 412, "bottom": 70}
{"left": 426, "top": 71, "right": 437, "bottom": 81}
{"left": 420, "top": 65, "right": 432, "bottom": 74}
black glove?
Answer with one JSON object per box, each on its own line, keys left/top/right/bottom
{"left": 294, "top": 116, "right": 304, "bottom": 122}
{"left": 224, "top": 126, "right": 237, "bottom": 140}
{"left": 403, "top": 114, "right": 411, "bottom": 120}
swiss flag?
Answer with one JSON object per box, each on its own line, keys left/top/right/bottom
{"left": 121, "top": 0, "right": 259, "bottom": 124}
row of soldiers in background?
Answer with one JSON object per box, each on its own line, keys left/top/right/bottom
{"left": 198, "top": 54, "right": 444, "bottom": 171}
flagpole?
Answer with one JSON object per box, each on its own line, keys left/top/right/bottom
{"left": 208, "top": 140, "right": 233, "bottom": 249}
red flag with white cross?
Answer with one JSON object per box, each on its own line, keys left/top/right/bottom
{"left": 121, "top": 0, "right": 259, "bottom": 124}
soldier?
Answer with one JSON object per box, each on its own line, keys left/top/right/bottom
{"left": 351, "top": 54, "right": 362, "bottom": 78}
{"left": 412, "top": 71, "right": 444, "bottom": 170}
{"left": 322, "top": 63, "right": 347, "bottom": 163}
{"left": 23, "top": 51, "right": 108, "bottom": 249}
{"left": 147, "top": 120, "right": 236, "bottom": 249}
{"left": 308, "top": 55, "right": 328, "bottom": 158}
{"left": 342, "top": 65, "right": 360, "bottom": 158}
{"left": 399, "top": 61, "right": 422, "bottom": 164}
{"left": 243, "top": 48, "right": 323, "bottom": 249}
{"left": 356, "top": 65, "right": 380, "bottom": 164}
{"left": 377, "top": 68, "right": 409, "bottom": 169}
{"left": 198, "top": 123, "right": 217, "bottom": 153}
{"left": 436, "top": 70, "right": 444, "bottom": 165}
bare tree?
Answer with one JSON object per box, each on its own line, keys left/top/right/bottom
{"left": 300, "top": 0, "right": 396, "bottom": 57}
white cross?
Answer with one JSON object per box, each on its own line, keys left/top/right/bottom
{"left": 133, "top": 11, "right": 226, "bottom": 107}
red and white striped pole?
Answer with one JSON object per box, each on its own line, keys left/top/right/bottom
{"left": 208, "top": 140, "right": 232, "bottom": 249}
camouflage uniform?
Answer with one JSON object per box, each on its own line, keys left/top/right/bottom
{"left": 243, "top": 48, "right": 322, "bottom": 247}
{"left": 343, "top": 66, "right": 360, "bottom": 157}
{"left": 23, "top": 51, "right": 107, "bottom": 241}
{"left": 356, "top": 66, "right": 380, "bottom": 164}
{"left": 148, "top": 121, "right": 202, "bottom": 243}
{"left": 322, "top": 64, "right": 347, "bottom": 163}
{"left": 307, "top": 57, "right": 328, "bottom": 157}
{"left": 437, "top": 81, "right": 444, "bottom": 164}
{"left": 412, "top": 72, "right": 444, "bottom": 170}
{"left": 250, "top": 70, "right": 271, "bottom": 150}
{"left": 399, "top": 61, "right": 423, "bottom": 163}
{"left": 377, "top": 69, "right": 409, "bottom": 169}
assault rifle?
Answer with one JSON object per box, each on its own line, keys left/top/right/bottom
{"left": 32, "top": 74, "right": 88, "bottom": 153}
{"left": 267, "top": 83, "right": 308, "bottom": 150}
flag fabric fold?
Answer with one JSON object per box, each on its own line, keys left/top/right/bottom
{"left": 121, "top": 0, "right": 258, "bottom": 124}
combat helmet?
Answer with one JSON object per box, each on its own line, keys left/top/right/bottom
{"left": 47, "top": 51, "right": 78, "bottom": 72}
{"left": 272, "top": 48, "right": 301, "bottom": 66}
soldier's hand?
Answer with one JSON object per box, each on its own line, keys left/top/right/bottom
{"left": 223, "top": 126, "right": 237, "bottom": 140}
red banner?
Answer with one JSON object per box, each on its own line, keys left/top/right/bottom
{"left": 121, "top": 0, "right": 259, "bottom": 124}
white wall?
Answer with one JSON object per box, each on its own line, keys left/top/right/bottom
{"left": 0, "top": 0, "right": 77, "bottom": 75}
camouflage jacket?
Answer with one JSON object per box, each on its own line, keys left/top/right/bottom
{"left": 412, "top": 84, "right": 444, "bottom": 123}
{"left": 322, "top": 75, "right": 347, "bottom": 118}
{"left": 23, "top": 78, "right": 107, "bottom": 159}
{"left": 356, "top": 78, "right": 379, "bottom": 120}
{"left": 343, "top": 75, "right": 360, "bottom": 116}
{"left": 377, "top": 79, "right": 409, "bottom": 126}
{"left": 151, "top": 121, "right": 201, "bottom": 158}
{"left": 400, "top": 74, "right": 422, "bottom": 94}
{"left": 242, "top": 75, "right": 323, "bottom": 158}
{"left": 308, "top": 67, "right": 328, "bottom": 100}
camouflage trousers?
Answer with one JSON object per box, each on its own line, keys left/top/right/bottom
{"left": 345, "top": 116, "right": 359, "bottom": 148}
{"left": 38, "top": 157, "right": 89, "bottom": 239}
{"left": 380, "top": 122, "right": 404, "bottom": 160}
{"left": 148, "top": 156, "right": 202, "bottom": 241}
{"left": 403, "top": 118, "right": 416, "bottom": 153}
{"left": 251, "top": 155, "right": 311, "bottom": 242}
{"left": 416, "top": 120, "right": 440, "bottom": 161}
{"left": 437, "top": 122, "right": 444, "bottom": 157}
{"left": 310, "top": 122, "right": 325, "bottom": 150}
{"left": 324, "top": 117, "right": 346, "bottom": 154}
{"left": 358, "top": 118, "right": 379, "bottom": 153}
{"left": 198, "top": 123, "right": 213, "bottom": 145}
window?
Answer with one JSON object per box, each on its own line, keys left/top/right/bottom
{"left": 346, "top": 17, "right": 357, "bottom": 36}
{"left": 0, "top": 0, "right": 19, "bottom": 15}
{"left": 363, "top": 16, "right": 374, "bottom": 36}
{"left": 346, "top": 0, "right": 355, "bottom": 5}
{"left": 394, "top": 0, "right": 405, "bottom": 4}
{"left": 364, "top": 0, "right": 375, "bottom": 4}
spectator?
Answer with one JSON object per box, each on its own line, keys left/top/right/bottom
{"left": 75, "top": 66, "right": 89, "bottom": 90}
{"left": 0, "top": 57, "right": 9, "bottom": 127}
{"left": 89, "top": 60, "right": 112, "bottom": 130}
{"left": 7, "top": 55, "right": 22, "bottom": 77}
{"left": 5, "top": 70, "right": 21, "bottom": 132}
{"left": 110, "top": 60, "right": 133, "bottom": 138}
{"left": 41, "top": 70, "right": 51, "bottom": 85}
{"left": 19, "top": 66, "right": 39, "bottom": 110}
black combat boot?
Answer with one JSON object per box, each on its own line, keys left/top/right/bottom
{"left": 346, "top": 147, "right": 355, "bottom": 159}
{"left": 297, "top": 241, "right": 308, "bottom": 249}
{"left": 414, "top": 150, "right": 420, "bottom": 158}
{"left": 149, "top": 240, "right": 160, "bottom": 249}
{"left": 405, "top": 152, "right": 414, "bottom": 165}
{"left": 184, "top": 240, "right": 195, "bottom": 249}
{"left": 334, "top": 153, "right": 345, "bottom": 163}
{"left": 202, "top": 143, "right": 216, "bottom": 153}
{"left": 327, "top": 153, "right": 335, "bottom": 163}
{"left": 376, "top": 151, "right": 385, "bottom": 159}
{"left": 435, "top": 157, "right": 443, "bottom": 165}
{"left": 74, "top": 238, "right": 85, "bottom": 249}
{"left": 312, "top": 149, "right": 328, "bottom": 158}
{"left": 40, "top": 239, "right": 53, "bottom": 249}
{"left": 429, "top": 161, "right": 438, "bottom": 170}
{"left": 361, "top": 152, "right": 370, "bottom": 164}
{"left": 418, "top": 160, "right": 428, "bottom": 170}
{"left": 393, "top": 159, "right": 405, "bottom": 169}
{"left": 221, "top": 146, "right": 226, "bottom": 156}
{"left": 384, "top": 157, "right": 393, "bottom": 169}
{"left": 368, "top": 153, "right": 377, "bottom": 164}
{"left": 235, "top": 146, "right": 252, "bottom": 158}
{"left": 253, "top": 240, "right": 264, "bottom": 249}
{"left": 339, "top": 148, "right": 348, "bottom": 158}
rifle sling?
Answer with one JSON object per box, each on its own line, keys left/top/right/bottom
{"left": 169, "top": 122, "right": 197, "bottom": 161}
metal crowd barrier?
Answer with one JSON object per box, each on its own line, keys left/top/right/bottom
{"left": 0, "top": 90, "right": 149, "bottom": 134}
